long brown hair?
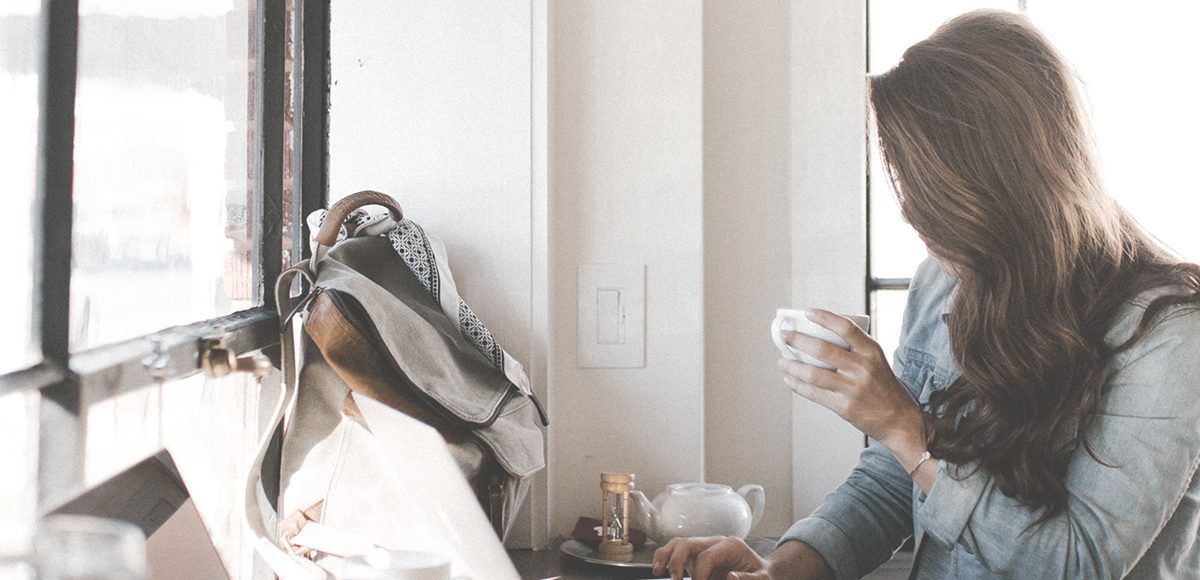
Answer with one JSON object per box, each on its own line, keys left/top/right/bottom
{"left": 869, "top": 9, "right": 1200, "bottom": 516}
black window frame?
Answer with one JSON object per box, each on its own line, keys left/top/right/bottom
{"left": 864, "top": 0, "right": 914, "bottom": 317}
{"left": 3, "top": 0, "right": 331, "bottom": 516}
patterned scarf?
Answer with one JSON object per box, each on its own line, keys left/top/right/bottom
{"left": 307, "top": 208, "right": 505, "bottom": 372}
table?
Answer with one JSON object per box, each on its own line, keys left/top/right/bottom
{"left": 507, "top": 537, "right": 778, "bottom": 580}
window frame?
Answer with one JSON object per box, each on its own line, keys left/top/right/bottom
{"left": 3, "top": 0, "right": 331, "bottom": 516}
{"left": 864, "top": 0, "right": 1029, "bottom": 301}
{"left": 864, "top": 0, "right": 915, "bottom": 309}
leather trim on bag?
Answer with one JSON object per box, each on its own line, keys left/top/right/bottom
{"left": 307, "top": 291, "right": 475, "bottom": 444}
{"left": 320, "top": 288, "right": 515, "bottom": 428}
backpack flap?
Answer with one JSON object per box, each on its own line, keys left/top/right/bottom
{"left": 309, "top": 236, "right": 545, "bottom": 479}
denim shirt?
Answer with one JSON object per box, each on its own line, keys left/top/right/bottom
{"left": 780, "top": 257, "right": 1200, "bottom": 579}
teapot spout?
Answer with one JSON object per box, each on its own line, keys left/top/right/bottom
{"left": 629, "top": 490, "right": 658, "bottom": 542}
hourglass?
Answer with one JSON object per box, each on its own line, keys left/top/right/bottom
{"left": 599, "top": 472, "right": 635, "bottom": 562}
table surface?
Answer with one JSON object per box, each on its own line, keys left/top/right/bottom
{"left": 508, "top": 537, "right": 778, "bottom": 580}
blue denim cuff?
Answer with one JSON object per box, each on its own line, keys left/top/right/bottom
{"left": 917, "top": 460, "right": 987, "bottom": 547}
{"left": 778, "top": 516, "right": 859, "bottom": 580}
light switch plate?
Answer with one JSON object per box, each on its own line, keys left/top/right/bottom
{"left": 578, "top": 264, "right": 645, "bottom": 368}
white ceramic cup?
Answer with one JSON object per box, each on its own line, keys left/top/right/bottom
{"left": 771, "top": 309, "right": 870, "bottom": 370}
{"left": 341, "top": 549, "right": 451, "bottom": 580}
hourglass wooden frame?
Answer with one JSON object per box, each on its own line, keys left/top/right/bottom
{"left": 599, "top": 472, "right": 635, "bottom": 561}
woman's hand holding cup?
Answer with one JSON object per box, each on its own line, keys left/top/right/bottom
{"left": 772, "top": 308, "right": 924, "bottom": 454}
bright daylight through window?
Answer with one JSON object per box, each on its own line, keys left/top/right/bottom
{"left": 71, "top": 0, "right": 256, "bottom": 352}
{"left": 0, "top": 0, "right": 302, "bottom": 573}
{"left": 1, "top": 0, "right": 40, "bottom": 375}
{"left": 0, "top": 0, "right": 43, "bottom": 528}
{"left": 868, "top": 1, "right": 1200, "bottom": 360}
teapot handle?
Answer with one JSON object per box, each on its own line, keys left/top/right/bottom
{"left": 736, "top": 484, "right": 765, "bottom": 530}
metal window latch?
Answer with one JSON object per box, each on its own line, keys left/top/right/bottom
{"left": 199, "top": 334, "right": 272, "bottom": 379}
{"left": 142, "top": 334, "right": 175, "bottom": 383}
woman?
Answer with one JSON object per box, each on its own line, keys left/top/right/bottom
{"left": 653, "top": 9, "right": 1200, "bottom": 579}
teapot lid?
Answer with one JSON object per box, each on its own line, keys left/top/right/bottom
{"left": 665, "top": 483, "right": 732, "bottom": 496}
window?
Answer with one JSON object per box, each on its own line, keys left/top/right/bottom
{"left": 0, "top": 0, "right": 41, "bottom": 375}
{"left": 866, "top": 1, "right": 1200, "bottom": 358}
{"left": 2, "top": 0, "right": 329, "bottom": 576}
{"left": 71, "top": 0, "right": 257, "bottom": 351}
{"left": 1026, "top": 2, "right": 1200, "bottom": 263}
{"left": 867, "top": 1, "right": 1018, "bottom": 360}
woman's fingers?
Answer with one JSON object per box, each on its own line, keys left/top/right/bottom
{"left": 653, "top": 536, "right": 768, "bottom": 580}
{"left": 784, "top": 376, "right": 845, "bottom": 414}
{"left": 667, "top": 543, "right": 692, "bottom": 580}
{"left": 805, "top": 308, "right": 875, "bottom": 353}
{"left": 651, "top": 538, "right": 679, "bottom": 577}
{"left": 779, "top": 356, "right": 848, "bottom": 414}
{"left": 783, "top": 331, "right": 856, "bottom": 371}
{"left": 690, "top": 537, "right": 767, "bottom": 580}
{"left": 653, "top": 537, "right": 722, "bottom": 580}
{"left": 777, "top": 310, "right": 924, "bottom": 446}
{"left": 778, "top": 357, "right": 848, "bottom": 392}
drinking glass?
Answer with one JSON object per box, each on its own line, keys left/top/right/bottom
{"left": 35, "top": 515, "right": 146, "bottom": 580}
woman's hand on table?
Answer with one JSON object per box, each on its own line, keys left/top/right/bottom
{"left": 651, "top": 537, "right": 838, "bottom": 580}
{"left": 652, "top": 536, "right": 769, "bottom": 580}
{"left": 778, "top": 309, "right": 932, "bottom": 485}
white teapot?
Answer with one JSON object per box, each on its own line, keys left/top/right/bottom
{"left": 630, "top": 483, "right": 765, "bottom": 544}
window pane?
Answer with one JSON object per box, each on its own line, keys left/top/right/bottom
{"left": 0, "top": 391, "right": 38, "bottom": 524}
{"left": 1026, "top": 2, "right": 1200, "bottom": 263}
{"left": 71, "top": 0, "right": 256, "bottom": 351}
{"left": 867, "top": 1, "right": 1018, "bottom": 280}
{"left": 0, "top": 2, "right": 41, "bottom": 373}
{"left": 82, "top": 366, "right": 279, "bottom": 576}
{"left": 160, "top": 371, "right": 278, "bottom": 578}
{"left": 871, "top": 289, "right": 909, "bottom": 367}
{"left": 81, "top": 370, "right": 277, "bottom": 576}
{"left": 84, "top": 384, "right": 162, "bottom": 487}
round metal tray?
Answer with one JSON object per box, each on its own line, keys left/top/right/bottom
{"left": 559, "top": 539, "right": 660, "bottom": 569}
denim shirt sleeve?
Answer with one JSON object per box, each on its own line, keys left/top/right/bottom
{"left": 777, "top": 438, "right": 915, "bottom": 580}
{"left": 776, "top": 258, "right": 951, "bottom": 579}
{"left": 918, "top": 300, "right": 1200, "bottom": 577}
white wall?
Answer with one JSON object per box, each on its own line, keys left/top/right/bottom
{"left": 328, "top": 0, "right": 541, "bottom": 546}
{"left": 550, "top": 0, "right": 707, "bottom": 535}
{"left": 552, "top": 0, "right": 866, "bottom": 538}
{"left": 702, "top": 0, "right": 796, "bottom": 536}
{"left": 329, "top": 0, "right": 867, "bottom": 546}
{"left": 789, "top": 0, "right": 869, "bottom": 519}
{"left": 329, "top": 0, "right": 532, "bottom": 361}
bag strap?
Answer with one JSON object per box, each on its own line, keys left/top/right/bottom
{"left": 242, "top": 265, "right": 328, "bottom": 580}
{"left": 311, "top": 191, "right": 404, "bottom": 270}
{"left": 288, "top": 522, "right": 378, "bottom": 560}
